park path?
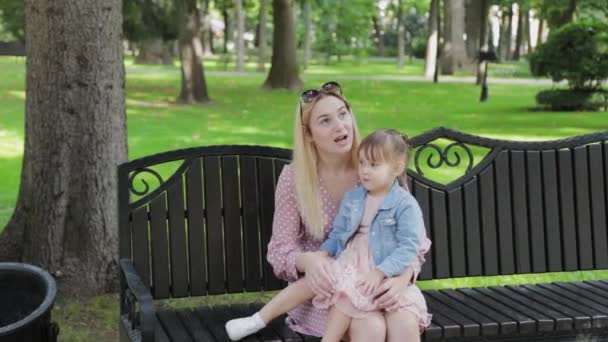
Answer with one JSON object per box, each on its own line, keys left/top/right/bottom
{"left": 127, "top": 68, "right": 562, "bottom": 86}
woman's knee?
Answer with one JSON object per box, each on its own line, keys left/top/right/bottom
{"left": 348, "top": 313, "right": 386, "bottom": 341}
{"left": 385, "top": 310, "right": 420, "bottom": 337}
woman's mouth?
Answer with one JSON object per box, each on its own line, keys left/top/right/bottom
{"left": 334, "top": 134, "right": 348, "bottom": 145}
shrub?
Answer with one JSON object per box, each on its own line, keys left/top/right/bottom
{"left": 536, "top": 89, "right": 608, "bottom": 111}
{"left": 530, "top": 21, "right": 608, "bottom": 90}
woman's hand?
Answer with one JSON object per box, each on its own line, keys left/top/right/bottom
{"left": 372, "top": 267, "right": 414, "bottom": 311}
{"left": 299, "top": 251, "right": 335, "bottom": 297}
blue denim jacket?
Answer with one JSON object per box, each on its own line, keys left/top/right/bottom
{"left": 320, "top": 180, "right": 423, "bottom": 277}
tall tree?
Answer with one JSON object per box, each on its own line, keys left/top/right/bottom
{"left": 234, "top": 0, "right": 245, "bottom": 72}
{"left": 441, "top": 0, "right": 467, "bottom": 74}
{"left": 424, "top": 0, "right": 440, "bottom": 79}
{"left": 397, "top": 0, "right": 405, "bottom": 68}
{"left": 372, "top": 14, "right": 385, "bottom": 57}
{"left": 513, "top": 3, "right": 523, "bottom": 60}
{"left": 0, "top": 0, "right": 127, "bottom": 294}
{"left": 177, "top": 0, "right": 210, "bottom": 103}
{"left": 262, "top": 0, "right": 303, "bottom": 90}
{"left": 257, "top": 0, "right": 268, "bottom": 72}
{"left": 476, "top": 0, "right": 490, "bottom": 84}
{"left": 302, "top": 0, "right": 312, "bottom": 70}
{"left": 465, "top": 0, "right": 482, "bottom": 59}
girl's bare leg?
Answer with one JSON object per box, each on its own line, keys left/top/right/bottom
{"left": 385, "top": 310, "right": 420, "bottom": 342}
{"left": 258, "top": 278, "right": 315, "bottom": 323}
{"left": 321, "top": 307, "right": 352, "bottom": 342}
{"left": 347, "top": 312, "right": 386, "bottom": 342}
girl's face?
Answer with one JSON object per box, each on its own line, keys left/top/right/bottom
{"left": 358, "top": 151, "right": 401, "bottom": 194}
{"left": 307, "top": 96, "right": 354, "bottom": 157}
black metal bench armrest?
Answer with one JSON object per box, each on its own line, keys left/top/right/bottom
{"left": 120, "top": 258, "right": 155, "bottom": 342}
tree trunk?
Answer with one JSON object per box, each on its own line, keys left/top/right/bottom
{"left": 223, "top": 9, "right": 231, "bottom": 53}
{"left": 200, "top": 0, "right": 213, "bottom": 56}
{"left": 234, "top": 0, "right": 245, "bottom": 72}
{"left": 372, "top": 15, "right": 385, "bottom": 57}
{"left": 476, "top": 0, "right": 490, "bottom": 85}
{"left": 177, "top": 0, "right": 210, "bottom": 103}
{"left": 554, "top": 0, "right": 576, "bottom": 27}
{"left": 465, "top": 0, "right": 481, "bottom": 60}
{"left": 0, "top": 0, "right": 127, "bottom": 295}
{"left": 504, "top": 5, "right": 513, "bottom": 60}
{"left": 397, "top": 0, "right": 405, "bottom": 68}
{"left": 536, "top": 17, "right": 544, "bottom": 47}
{"left": 424, "top": 0, "right": 439, "bottom": 79}
{"left": 262, "top": 0, "right": 303, "bottom": 91}
{"left": 441, "top": 0, "right": 467, "bottom": 74}
{"left": 302, "top": 0, "right": 312, "bottom": 70}
{"left": 135, "top": 39, "right": 173, "bottom": 65}
{"left": 258, "top": 0, "right": 268, "bottom": 72}
{"left": 513, "top": 4, "right": 522, "bottom": 61}
{"left": 525, "top": 10, "right": 532, "bottom": 53}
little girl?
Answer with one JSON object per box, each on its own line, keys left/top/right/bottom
{"left": 226, "top": 129, "right": 432, "bottom": 341}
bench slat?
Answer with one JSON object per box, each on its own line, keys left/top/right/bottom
{"left": 425, "top": 291, "right": 481, "bottom": 337}
{"left": 241, "top": 156, "right": 263, "bottom": 292}
{"left": 495, "top": 151, "right": 515, "bottom": 275}
{"left": 526, "top": 151, "right": 547, "bottom": 273}
{"left": 195, "top": 305, "right": 235, "bottom": 341}
{"left": 510, "top": 151, "right": 531, "bottom": 274}
{"left": 574, "top": 146, "right": 594, "bottom": 269}
{"left": 175, "top": 308, "right": 216, "bottom": 341}
{"left": 423, "top": 306, "right": 463, "bottom": 339}
{"left": 132, "top": 206, "right": 151, "bottom": 289}
{"left": 204, "top": 156, "right": 226, "bottom": 295}
{"left": 457, "top": 287, "right": 535, "bottom": 334}
{"left": 463, "top": 179, "right": 482, "bottom": 276}
{"left": 223, "top": 156, "right": 245, "bottom": 293}
{"left": 431, "top": 189, "right": 450, "bottom": 278}
{"left": 413, "top": 181, "right": 433, "bottom": 279}
{"left": 157, "top": 309, "right": 194, "bottom": 342}
{"left": 259, "top": 158, "right": 282, "bottom": 291}
{"left": 479, "top": 165, "right": 498, "bottom": 276}
{"left": 443, "top": 289, "right": 517, "bottom": 335}
{"left": 537, "top": 283, "right": 608, "bottom": 328}
{"left": 560, "top": 282, "right": 608, "bottom": 306}
{"left": 542, "top": 150, "right": 563, "bottom": 272}
{"left": 558, "top": 149, "right": 579, "bottom": 271}
{"left": 186, "top": 158, "right": 207, "bottom": 296}
{"left": 428, "top": 290, "right": 500, "bottom": 336}
{"left": 447, "top": 188, "right": 466, "bottom": 277}
{"left": 588, "top": 144, "right": 608, "bottom": 268}
{"left": 150, "top": 193, "right": 170, "bottom": 299}
{"left": 167, "top": 179, "right": 188, "bottom": 297}
{"left": 469, "top": 287, "right": 554, "bottom": 332}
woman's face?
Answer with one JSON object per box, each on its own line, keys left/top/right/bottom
{"left": 307, "top": 95, "right": 354, "bottom": 157}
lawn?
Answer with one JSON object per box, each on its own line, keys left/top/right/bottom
{"left": 1, "top": 56, "right": 607, "bottom": 341}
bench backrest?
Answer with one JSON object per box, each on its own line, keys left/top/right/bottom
{"left": 118, "top": 129, "right": 608, "bottom": 299}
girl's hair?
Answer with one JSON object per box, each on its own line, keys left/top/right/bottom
{"left": 292, "top": 91, "right": 361, "bottom": 240}
{"left": 358, "top": 128, "right": 411, "bottom": 187}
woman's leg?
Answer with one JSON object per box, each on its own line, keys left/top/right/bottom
{"left": 346, "top": 312, "right": 386, "bottom": 342}
{"left": 384, "top": 310, "right": 420, "bottom": 342}
{"left": 322, "top": 307, "right": 352, "bottom": 342}
{"left": 226, "top": 279, "right": 315, "bottom": 341}
{"left": 259, "top": 278, "right": 315, "bottom": 322}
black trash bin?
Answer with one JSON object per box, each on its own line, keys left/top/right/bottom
{"left": 0, "top": 263, "right": 59, "bottom": 342}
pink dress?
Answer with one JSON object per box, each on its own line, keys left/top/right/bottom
{"left": 267, "top": 164, "right": 432, "bottom": 336}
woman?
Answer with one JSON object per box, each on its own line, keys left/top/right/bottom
{"left": 266, "top": 82, "right": 425, "bottom": 341}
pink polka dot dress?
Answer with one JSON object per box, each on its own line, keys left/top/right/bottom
{"left": 267, "top": 164, "right": 432, "bottom": 337}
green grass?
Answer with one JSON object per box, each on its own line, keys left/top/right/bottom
{"left": 1, "top": 56, "right": 607, "bottom": 340}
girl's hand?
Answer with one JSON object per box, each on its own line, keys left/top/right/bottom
{"left": 373, "top": 267, "right": 414, "bottom": 311}
{"left": 302, "top": 251, "right": 335, "bottom": 297}
{"left": 357, "top": 269, "right": 385, "bottom": 296}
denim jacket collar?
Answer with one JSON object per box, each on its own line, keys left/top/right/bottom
{"left": 351, "top": 180, "right": 403, "bottom": 211}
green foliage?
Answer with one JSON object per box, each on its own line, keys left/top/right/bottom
{"left": 0, "top": 0, "right": 24, "bottom": 41}
{"left": 123, "top": 0, "right": 177, "bottom": 42}
{"left": 530, "top": 21, "right": 608, "bottom": 90}
{"left": 536, "top": 88, "right": 608, "bottom": 111}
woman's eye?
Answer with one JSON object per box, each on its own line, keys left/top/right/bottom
{"left": 339, "top": 112, "right": 347, "bottom": 118}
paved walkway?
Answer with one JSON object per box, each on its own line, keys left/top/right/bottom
{"left": 126, "top": 68, "right": 563, "bottom": 86}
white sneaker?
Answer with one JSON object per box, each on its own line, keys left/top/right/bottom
{"left": 225, "top": 314, "right": 265, "bottom": 341}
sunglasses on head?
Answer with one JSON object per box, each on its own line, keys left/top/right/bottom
{"left": 299, "top": 81, "right": 342, "bottom": 126}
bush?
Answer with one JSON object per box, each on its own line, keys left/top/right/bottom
{"left": 530, "top": 21, "right": 608, "bottom": 90}
{"left": 536, "top": 89, "right": 608, "bottom": 111}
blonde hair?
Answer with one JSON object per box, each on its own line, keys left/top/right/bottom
{"left": 359, "top": 129, "right": 410, "bottom": 187}
{"left": 293, "top": 92, "right": 361, "bottom": 240}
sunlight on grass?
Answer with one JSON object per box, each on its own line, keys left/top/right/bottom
{"left": 0, "top": 129, "right": 23, "bottom": 158}
{"left": 7, "top": 90, "right": 25, "bottom": 100}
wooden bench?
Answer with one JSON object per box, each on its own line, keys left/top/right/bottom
{"left": 118, "top": 128, "right": 608, "bottom": 341}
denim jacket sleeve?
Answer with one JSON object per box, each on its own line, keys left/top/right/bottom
{"left": 320, "top": 196, "right": 350, "bottom": 257}
{"left": 376, "top": 199, "right": 423, "bottom": 277}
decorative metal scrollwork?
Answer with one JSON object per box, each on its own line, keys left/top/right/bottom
{"left": 128, "top": 168, "right": 163, "bottom": 196}
{"left": 414, "top": 142, "right": 474, "bottom": 176}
